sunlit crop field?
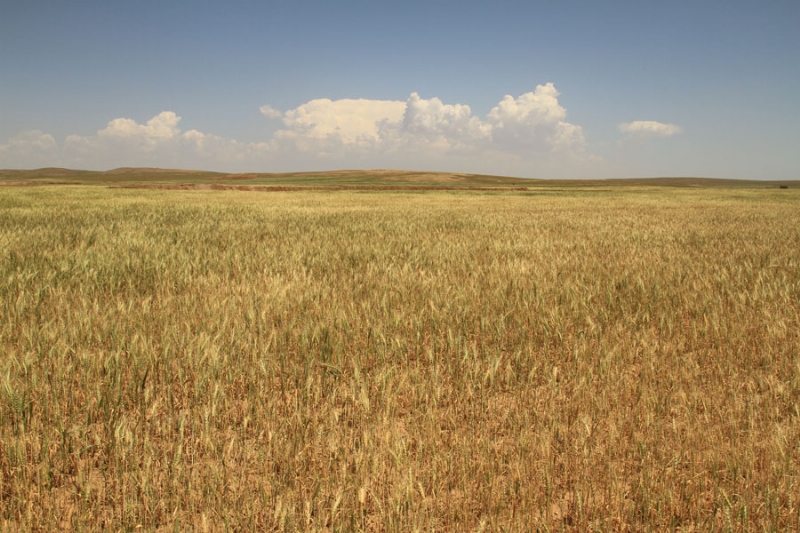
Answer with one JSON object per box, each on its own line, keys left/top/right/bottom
{"left": 1, "top": 185, "right": 798, "bottom": 531}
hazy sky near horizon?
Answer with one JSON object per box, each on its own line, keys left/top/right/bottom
{"left": 2, "top": 1, "right": 799, "bottom": 179}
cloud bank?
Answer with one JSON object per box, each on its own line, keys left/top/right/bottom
{"left": 264, "top": 83, "right": 584, "bottom": 158}
{"left": 1, "top": 84, "right": 603, "bottom": 177}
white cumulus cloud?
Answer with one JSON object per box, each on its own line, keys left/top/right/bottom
{"left": 488, "top": 83, "right": 585, "bottom": 152}
{"left": 619, "top": 120, "right": 682, "bottom": 138}
{"left": 390, "top": 93, "right": 491, "bottom": 152}
{"left": 97, "top": 111, "right": 182, "bottom": 150}
{"left": 46, "top": 112, "right": 269, "bottom": 170}
{"left": 267, "top": 85, "right": 584, "bottom": 158}
{"left": 0, "top": 130, "right": 57, "bottom": 152}
{"left": 259, "top": 105, "right": 283, "bottom": 120}
{"left": 0, "top": 130, "right": 59, "bottom": 167}
{"left": 276, "top": 98, "right": 406, "bottom": 148}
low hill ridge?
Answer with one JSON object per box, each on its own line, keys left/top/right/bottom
{"left": 0, "top": 167, "right": 796, "bottom": 189}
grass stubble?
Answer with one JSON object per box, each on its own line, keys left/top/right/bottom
{"left": 0, "top": 185, "right": 798, "bottom": 531}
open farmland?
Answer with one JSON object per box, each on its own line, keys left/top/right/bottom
{"left": 1, "top": 180, "right": 799, "bottom": 531}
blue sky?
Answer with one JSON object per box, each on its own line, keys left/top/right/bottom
{"left": 2, "top": 1, "right": 799, "bottom": 179}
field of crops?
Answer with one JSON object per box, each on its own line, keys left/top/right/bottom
{"left": 1, "top": 184, "right": 798, "bottom": 531}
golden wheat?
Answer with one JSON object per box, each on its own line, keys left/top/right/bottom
{"left": 0, "top": 185, "right": 798, "bottom": 531}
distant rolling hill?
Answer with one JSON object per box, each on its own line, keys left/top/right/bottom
{"left": 0, "top": 167, "right": 796, "bottom": 189}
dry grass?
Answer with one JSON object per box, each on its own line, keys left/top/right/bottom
{"left": 0, "top": 185, "right": 798, "bottom": 531}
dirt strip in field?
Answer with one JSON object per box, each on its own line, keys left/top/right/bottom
{"left": 0, "top": 180, "right": 82, "bottom": 186}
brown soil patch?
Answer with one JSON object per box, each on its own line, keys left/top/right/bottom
{"left": 0, "top": 180, "right": 81, "bottom": 187}
{"left": 216, "top": 173, "right": 260, "bottom": 181}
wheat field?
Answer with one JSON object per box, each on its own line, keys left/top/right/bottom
{"left": 1, "top": 185, "right": 798, "bottom": 531}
